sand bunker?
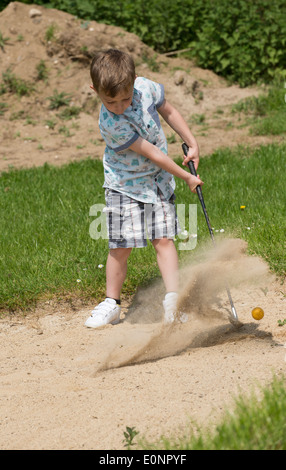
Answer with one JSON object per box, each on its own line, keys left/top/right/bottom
{"left": 95, "top": 239, "right": 272, "bottom": 372}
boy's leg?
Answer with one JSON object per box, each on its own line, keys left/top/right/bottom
{"left": 85, "top": 247, "right": 131, "bottom": 328}
{"left": 152, "top": 238, "right": 187, "bottom": 324}
{"left": 152, "top": 238, "right": 178, "bottom": 293}
{"left": 106, "top": 247, "right": 132, "bottom": 300}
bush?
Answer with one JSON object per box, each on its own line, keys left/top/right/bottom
{"left": 188, "top": 0, "right": 286, "bottom": 86}
{"left": 6, "top": 0, "right": 284, "bottom": 87}
{"left": 2, "top": 1, "right": 286, "bottom": 85}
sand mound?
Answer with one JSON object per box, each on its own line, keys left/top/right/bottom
{"left": 0, "top": 2, "right": 281, "bottom": 174}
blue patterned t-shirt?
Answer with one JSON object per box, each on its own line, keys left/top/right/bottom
{"left": 98, "top": 77, "right": 175, "bottom": 203}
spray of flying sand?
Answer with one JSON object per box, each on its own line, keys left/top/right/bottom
{"left": 95, "top": 239, "right": 271, "bottom": 372}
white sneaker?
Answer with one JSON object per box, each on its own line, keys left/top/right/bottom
{"left": 85, "top": 298, "right": 121, "bottom": 328}
{"left": 163, "top": 292, "right": 188, "bottom": 324}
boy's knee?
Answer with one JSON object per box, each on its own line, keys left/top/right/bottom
{"left": 152, "top": 238, "right": 173, "bottom": 251}
{"left": 110, "top": 247, "right": 132, "bottom": 260}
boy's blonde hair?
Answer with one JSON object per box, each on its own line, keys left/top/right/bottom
{"left": 90, "top": 49, "right": 136, "bottom": 97}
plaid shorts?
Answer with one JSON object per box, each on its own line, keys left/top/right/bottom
{"left": 105, "top": 188, "right": 180, "bottom": 249}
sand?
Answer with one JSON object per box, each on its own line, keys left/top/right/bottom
{"left": 0, "top": 3, "right": 285, "bottom": 450}
{"left": 0, "top": 239, "right": 285, "bottom": 449}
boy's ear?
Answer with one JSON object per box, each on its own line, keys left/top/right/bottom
{"left": 90, "top": 85, "right": 97, "bottom": 93}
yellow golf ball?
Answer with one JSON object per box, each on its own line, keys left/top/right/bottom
{"left": 252, "top": 307, "right": 264, "bottom": 321}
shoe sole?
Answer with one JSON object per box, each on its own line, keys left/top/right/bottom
{"left": 85, "top": 315, "right": 120, "bottom": 328}
{"left": 163, "top": 314, "right": 188, "bottom": 325}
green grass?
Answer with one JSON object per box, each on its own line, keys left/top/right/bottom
{"left": 232, "top": 78, "right": 286, "bottom": 135}
{"left": 0, "top": 143, "right": 285, "bottom": 313}
{"left": 176, "top": 143, "right": 286, "bottom": 277}
{"left": 139, "top": 376, "right": 286, "bottom": 450}
{"left": 0, "top": 159, "right": 158, "bottom": 312}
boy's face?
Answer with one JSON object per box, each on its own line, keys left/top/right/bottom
{"left": 92, "top": 85, "right": 134, "bottom": 115}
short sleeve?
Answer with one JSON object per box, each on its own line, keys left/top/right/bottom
{"left": 99, "top": 111, "right": 139, "bottom": 153}
{"left": 148, "top": 80, "right": 165, "bottom": 109}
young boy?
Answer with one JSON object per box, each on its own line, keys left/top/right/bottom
{"left": 85, "top": 49, "right": 203, "bottom": 328}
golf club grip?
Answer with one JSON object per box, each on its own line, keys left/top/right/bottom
{"left": 182, "top": 143, "right": 203, "bottom": 200}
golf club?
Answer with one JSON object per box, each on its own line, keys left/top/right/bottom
{"left": 182, "top": 143, "right": 241, "bottom": 326}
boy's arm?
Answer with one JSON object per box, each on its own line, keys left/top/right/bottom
{"left": 157, "top": 99, "right": 199, "bottom": 170}
{"left": 129, "top": 137, "right": 203, "bottom": 193}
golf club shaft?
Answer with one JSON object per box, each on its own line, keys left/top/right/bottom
{"left": 182, "top": 143, "right": 215, "bottom": 244}
{"left": 182, "top": 143, "right": 239, "bottom": 324}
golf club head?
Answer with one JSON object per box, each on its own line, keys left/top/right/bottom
{"left": 229, "top": 307, "right": 243, "bottom": 328}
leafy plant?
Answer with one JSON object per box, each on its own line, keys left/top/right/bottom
{"left": 9, "top": 110, "right": 26, "bottom": 121}
{"left": 44, "top": 23, "right": 58, "bottom": 42}
{"left": 45, "top": 118, "right": 57, "bottom": 129}
{"left": 36, "top": 60, "right": 49, "bottom": 82}
{"left": 58, "top": 105, "right": 81, "bottom": 120}
{"left": 58, "top": 125, "right": 73, "bottom": 137}
{"left": 123, "top": 426, "right": 139, "bottom": 448}
{"left": 189, "top": 113, "right": 206, "bottom": 125}
{"left": 0, "top": 69, "right": 34, "bottom": 96}
{"left": 0, "top": 102, "right": 8, "bottom": 115}
{"left": 47, "top": 89, "right": 72, "bottom": 109}
{"left": 167, "top": 133, "right": 176, "bottom": 144}
{"left": 188, "top": 0, "right": 286, "bottom": 86}
{"left": 0, "top": 30, "right": 10, "bottom": 51}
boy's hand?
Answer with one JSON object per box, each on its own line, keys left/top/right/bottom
{"left": 182, "top": 145, "right": 199, "bottom": 170}
{"left": 186, "top": 173, "right": 203, "bottom": 194}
